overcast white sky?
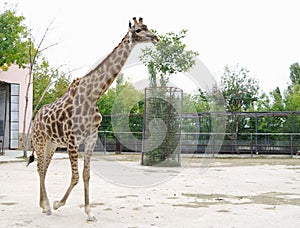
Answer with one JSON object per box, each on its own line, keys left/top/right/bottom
{"left": 2, "top": 0, "right": 300, "bottom": 94}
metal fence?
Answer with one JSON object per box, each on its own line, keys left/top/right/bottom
{"left": 180, "top": 132, "right": 300, "bottom": 157}
{"left": 94, "top": 112, "right": 300, "bottom": 157}
{"left": 95, "top": 131, "right": 300, "bottom": 157}
{"left": 97, "top": 131, "right": 142, "bottom": 153}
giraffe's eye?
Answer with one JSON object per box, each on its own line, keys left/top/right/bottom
{"left": 135, "top": 29, "right": 141, "bottom": 33}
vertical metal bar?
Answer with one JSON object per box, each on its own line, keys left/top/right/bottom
{"left": 141, "top": 88, "right": 147, "bottom": 165}
{"left": 231, "top": 112, "right": 234, "bottom": 154}
{"left": 104, "top": 132, "right": 107, "bottom": 155}
{"left": 255, "top": 112, "right": 258, "bottom": 154}
{"left": 212, "top": 133, "right": 215, "bottom": 158}
{"left": 292, "top": 112, "right": 295, "bottom": 134}
{"left": 290, "top": 134, "right": 293, "bottom": 158}
{"left": 178, "top": 89, "right": 183, "bottom": 164}
{"left": 199, "top": 113, "right": 201, "bottom": 148}
{"left": 166, "top": 87, "right": 171, "bottom": 160}
{"left": 291, "top": 113, "right": 295, "bottom": 157}
{"left": 250, "top": 133, "right": 253, "bottom": 158}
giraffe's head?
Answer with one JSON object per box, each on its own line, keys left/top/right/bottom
{"left": 129, "top": 17, "right": 159, "bottom": 45}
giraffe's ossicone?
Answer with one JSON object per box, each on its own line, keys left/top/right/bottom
{"left": 29, "top": 17, "right": 158, "bottom": 222}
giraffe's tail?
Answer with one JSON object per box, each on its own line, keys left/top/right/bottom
{"left": 26, "top": 149, "right": 35, "bottom": 167}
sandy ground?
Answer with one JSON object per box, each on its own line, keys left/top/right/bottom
{"left": 0, "top": 153, "right": 299, "bottom": 228}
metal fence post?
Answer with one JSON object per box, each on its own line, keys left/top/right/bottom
{"left": 255, "top": 112, "right": 258, "bottom": 155}
{"left": 250, "top": 133, "right": 253, "bottom": 158}
{"left": 291, "top": 134, "right": 294, "bottom": 158}
{"left": 104, "top": 132, "right": 107, "bottom": 155}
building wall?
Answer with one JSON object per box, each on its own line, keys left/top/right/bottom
{"left": 0, "top": 65, "right": 32, "bottom": 146}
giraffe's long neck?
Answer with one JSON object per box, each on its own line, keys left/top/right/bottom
{"left": 76, "top": 33, "right": 135, "bottom": 105}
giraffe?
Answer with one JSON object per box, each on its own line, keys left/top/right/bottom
{"left": 28, "top": 17, "right": 158, "bottom": 222}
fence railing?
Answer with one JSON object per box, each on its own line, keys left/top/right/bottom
{"left": 96, "top": 131, "right": 143, "bottom": 153}
{"left": 181, "top": 132, "right": 300, "bottom": 157}
{"left": 94, "top": 131, "right": 300, "bottom": 157}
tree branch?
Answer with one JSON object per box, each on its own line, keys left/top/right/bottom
{"left": 22, "top": 19, "right": 56, "bottom": 157}
{"left": 39, "top": 42, "right": 59, "bottom": 53}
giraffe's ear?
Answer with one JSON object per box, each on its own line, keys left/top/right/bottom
{"left": 129, "top": 20, "right": 132, "bottom": 29}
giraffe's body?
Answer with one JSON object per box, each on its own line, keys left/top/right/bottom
{"left": 30, "top": 17, "right": 158, "bottom": 221}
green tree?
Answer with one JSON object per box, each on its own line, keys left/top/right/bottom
{"left": 285, "top": 62, "right": 300, "bottom": 110}
{"left": 140, "top": 30, "right": 198, "bottom": 165}
{"left": 285, "top": 84, "right": 300, "bottom": 135}
{"left": 98, "top": 74, "right": 143, "bottom": 115}
{"left": 0, "top": 9, "right": 31, "bottom": 70}
{"left": 221, "top": 65, "right": 259, "bottom": 113}
{"left": 254, "top": 88, "right": 285, "bottom": 134}
{"left": 191, "top": 89, "right": 210, "bottom": 112}
{"left": 33, "top": 58, "right": 71, "bottom": 114}
{"left": 49, "top": 72, "right": 71, "bottom": 100}
{"left": 97, "top": 76, "right": 143, "bottom": 132}
{"left": 289, "top": 63, "right": 300, "bottom": 87}
{"left": 286, "top": 84, "right": 300, "bottom": 111}
{"left": 140, "top": 29, "right": 199, "bottom": 87}
{"left": 220, "top": 65, "right": 259, "bottom": 150}
{"left": 97, "top": 76, "right": 144, "bottom": 151}
{"left": 270, "top": 87, "right": 284, "bottom": 111}
{"left": 284, "top": 63, "right": 300, "bottom": 135}
{"left": 256, "top": 92, "right": 271, "bottom": 111}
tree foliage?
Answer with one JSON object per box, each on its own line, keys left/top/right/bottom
{"left": 217, "top": 65, "right": 260, "bottom": 147}
{"left": 270, "top": 87, "right": 284, "bottom": 111}
{"left": 255, "top": 92, "right": 270, "bottom": 111}
{"left": 289, "top": 62, "right": 300, "bottom": 87}
{"left": 97, "top": 75, "right": 144, "bottom": 134}
{"left": 189, "top": 89, "right": 210, "bottom": 112}
{"left": 285, "top": 62, "right": 300, "bottom": 111}
{"left": 0, "top": 9, "right": 31, "bottom": 70}
{"left": 285, "top": 84, "right": 300, "bottom": 111}
{"left": 140, "top": 29, "right": 199, "bottom": 87}
{"left": 33, "top": 58, "right": 71, "bottom": 113}
{"left": 98, "top": 74, "right": 143, "bottom": 115}
{"left": 220, "top": 65, "right": 259, "bottom": 112}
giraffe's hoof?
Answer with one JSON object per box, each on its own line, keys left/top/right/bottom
{"left": 46, "top": 210, "right": 52, "bottom": 215}
{"left": 53, "top": 200, "right": 62, "bottom": 210}
{"left": 87, "top": 215, "right": 97, "bottom": 222}
{"left": 42, "top": 208, "right": 52, "bottom": 215}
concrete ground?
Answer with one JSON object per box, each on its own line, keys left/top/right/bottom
{"left": 0, "top": 150, "right": 299, "bottom": 228}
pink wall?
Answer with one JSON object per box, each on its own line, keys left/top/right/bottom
{"left": 0, "top": 65, "right": 32, "bottom": 134}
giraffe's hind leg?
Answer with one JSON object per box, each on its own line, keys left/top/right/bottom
{"left": 36, "top": 142, "right": 56, "bottom": 215}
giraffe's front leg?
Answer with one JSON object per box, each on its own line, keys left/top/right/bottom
{"left": 83, "top": 140, "right": 97, "bottom": 222}
{"left": 83, "top": 167, "right": 96, "bottom": 221}
{"left": 53, "top": 143, "right": 79, "bottom": 210}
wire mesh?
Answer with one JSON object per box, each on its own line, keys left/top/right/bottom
{"left": 142, "top": 87, "right": 183, "bottom": 166}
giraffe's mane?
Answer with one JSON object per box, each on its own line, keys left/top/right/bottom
{"left": 67, "top": 77, "right": 80, "bottom": 92}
